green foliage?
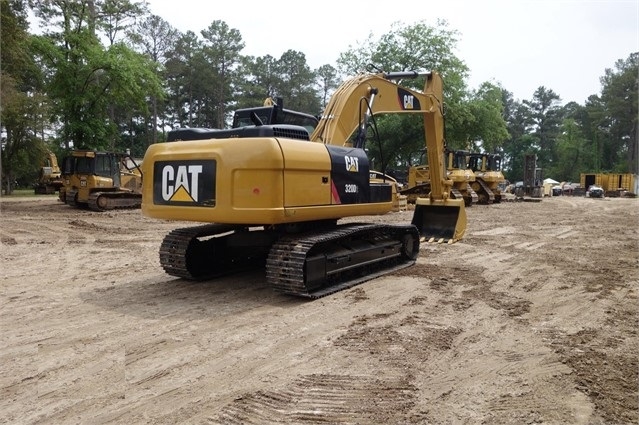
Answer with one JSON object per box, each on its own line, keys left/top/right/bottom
{"left": 272, "top": 50, "right": 321, "bottom": 115}
{"left": 447, "top": 82, "right": 508, "bottom": 152}
{"left": 365, "top": 114, "right": 426, "bottom": 169}
{"left": 598, "top": 52, "right": 638, "bottom": 173}
{"left": 199, "top": 20, "right": 245, "bottom": 127}
{"left": 316, "top": 64, "right": 339, "bottom": 109}
{"left": 233, "top": 54, "right": 280, "bottom": 110}
{"left": 100, "top": 0, "right": 148, "bottom": 45}
{"left": 1, "top": 2, "right": 636, "bottom": 183}
{"left": 0, "top": 74, "right": 50, "bottom": 190}
{"left": 553, "top": 118, "right": 590, "bottom": 181}
{"left": 502, "top": 86, "right": 566, "bottom": 181}
{"left": 503, "top": 134, "right": 539, "bottom": 182}
{"left": 522, "top": 87, "right": 563, "bottom": 168}
{"left": 29, "top": 1, "right": 163, "bottom": 150}
{"left": 1, "top": 0, "right": 47, "bottom": 193}
{"left": 336, "top": 19, "right": 477, "bottom": 168}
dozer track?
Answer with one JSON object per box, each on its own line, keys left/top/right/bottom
{"left": 451, "top": 186, "right": 478, "bottom": 206}
{"left": 87, "top": 191, "right": 142, "bottom": 211}
{"left": 473, "top": 178, "right": 496, "bottom": 204}
{"left": 265, "top": 223, "right": 420, "bottom": 299}
{"left": 65, "top": 189, "right": 79, "bottom": 207}
{"left": 399, "top": 184, "right": 430, "bottom": 204}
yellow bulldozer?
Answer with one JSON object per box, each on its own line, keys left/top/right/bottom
{"left": 141, "top": 70, "right": 466, "bottom": 298}
{"left": 59, "top": 150, "right": 143, "bottom": 211}
{"left": 445, "top": 148, "right": 478, "bottom": 206}
{"left": 400, "top": 148, "right": 477, "bottom": 206}
{"left": 468, "top": 152, "right": 505, "bottom": 203}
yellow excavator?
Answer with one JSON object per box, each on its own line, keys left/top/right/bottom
{"left": 34, "top": 150, "right": 64, "bottom": 194}
{"left": 141, "top": 70, "right": 466, "bottom": 298}
{"left": 59, "top": 150, "right": 143, "bottom": 211}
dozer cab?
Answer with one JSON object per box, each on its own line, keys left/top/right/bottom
{"left": 59, "top": 150, "right": 143, "bottom": 211}
{"left": 445, "top": 148, "right": 478, "bottom": 206}
{"left": 468, "top": 152, "right": 506, "bottom": 203}
{"left": 399, "top": 149, "right": 431, "bottom": 204}
{"left": 142, "top": 70, "right": 466, "bottom": 298}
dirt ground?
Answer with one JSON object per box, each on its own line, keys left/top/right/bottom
{"left": 1, "top": 194, "right": 637, "bottom": 424}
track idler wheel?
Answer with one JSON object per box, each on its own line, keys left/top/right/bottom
{"left": 401, "top": 230, "right": 420, "bottom": 260}
{"left": 96, "top": 195, "right": 109, "bottom": 211}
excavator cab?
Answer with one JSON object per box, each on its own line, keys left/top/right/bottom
{"left": 232, "top": 97, "right": 319, "bottom": 135}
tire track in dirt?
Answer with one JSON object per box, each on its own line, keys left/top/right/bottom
{"left": 458, "top": 199, "right": 638, "bottom": 424}
{"left": 398, "top": 204, "right": 606, "bottom": 424}
{"left": 210, "top": 374, "right": 416, "bottom": 424}
{"left": 2, "top": 196, "right": 637, "bottom": 423}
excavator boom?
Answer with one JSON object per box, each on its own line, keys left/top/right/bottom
{"left": 413, "top": 90, "right": 466, "bottom": 242}
{"left": 312, "top": 70, "right": 466, "bottom": 242}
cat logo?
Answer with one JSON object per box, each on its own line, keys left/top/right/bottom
{"left": 345, "top": 155, "right": 359, "bottom": 172}
{"left": 153, "top": 160, "right": 216, "bottom": 206}
{"left": 397, "top": 87, "right": 421, "bottom": 110}
{"left": 403, "top": 94, "right": 415, "bottom": 109}
{"left": 162, "top": 165, "right": 202, "bottom": 201}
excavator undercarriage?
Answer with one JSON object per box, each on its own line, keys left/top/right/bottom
{"left": 159, "top": 221, "right": 419, "bottom": 299}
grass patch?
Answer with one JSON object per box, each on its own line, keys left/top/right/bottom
{"left": 2, "top": 189, "right": 58, "bottom": 197}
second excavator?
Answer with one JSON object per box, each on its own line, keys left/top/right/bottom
{"left": 34, "top": 150, "right": 64, "bottom": 194}
{"left": 141, "top": 70, "right": 466, "bottom": 298}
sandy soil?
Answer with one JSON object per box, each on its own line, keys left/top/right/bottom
{"left": 1, "top": 194, "right": 637, "bottom": 424}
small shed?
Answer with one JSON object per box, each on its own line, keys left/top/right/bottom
{"left": 543, "top": 178, "right": 559, "bottom": 196}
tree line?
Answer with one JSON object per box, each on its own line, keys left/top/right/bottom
{"left": 1, "top": 0, "right": 637, "bottom": 193}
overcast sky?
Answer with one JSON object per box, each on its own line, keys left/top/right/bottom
{"left": 144, "top": 0, "right": 638, "bottom": 105}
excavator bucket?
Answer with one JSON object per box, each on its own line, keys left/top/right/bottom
{"left": 411, "top": 197, "right": 467, "bottom": 243}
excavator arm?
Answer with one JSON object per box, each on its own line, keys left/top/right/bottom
{"left": 311, "top": 70, "right": 466, "bottom": 242}
{"left": 312, "top": 71, "right": 436, "bottom": 145}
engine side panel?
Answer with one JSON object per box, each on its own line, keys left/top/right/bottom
{"left": 142, "top": 137, "right": 393, "bottom": 225}
{"left": 280, "top": 139, "right": 332, "bottom": 207}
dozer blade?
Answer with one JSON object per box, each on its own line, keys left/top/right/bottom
{"left": 411, "top": 197, "right": 467, "bottom": 244}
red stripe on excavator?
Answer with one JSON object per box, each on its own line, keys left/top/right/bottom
{"left": 331, "top": 181, "right": 341, "bottom": 204}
